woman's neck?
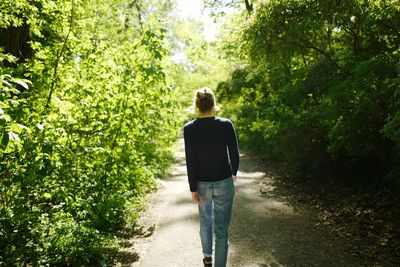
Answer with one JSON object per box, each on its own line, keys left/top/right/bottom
{"left": 199, "top": 111, "right": 214, "bottom": 118}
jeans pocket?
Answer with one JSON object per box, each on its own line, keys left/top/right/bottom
{"left": 214, "top": 178, "right": 235, "bottom": 197}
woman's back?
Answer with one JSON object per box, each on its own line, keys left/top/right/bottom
{"left": 183, "top": 116, "right": 239, "bottom": 186}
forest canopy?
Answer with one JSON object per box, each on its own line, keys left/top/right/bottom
{"left": 215, "top": 0, "right": 400, "bottom": 180}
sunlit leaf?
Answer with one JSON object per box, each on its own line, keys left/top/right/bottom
{"left": 0, "top": 114, "right": 11, "bottom": 123}
{"left": 1, "top": 79, "right": 12, "bottom": 87}
{"left": 14, "top": 79, "right": 30, "bottom": 89}
{"left": 37, "top": 123, "right": 45, "bottom": 130}
{"left": 10, "top": 123, "right": 30, "bottom": 133}
{"left": 8, "top": 131, "right": 20, "bottom": 141}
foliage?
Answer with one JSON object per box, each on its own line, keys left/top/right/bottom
{"left": 215, "top": 0, "right": 400, "bottom": 179}
{"left": 166, "top": 15, "right": 237, "bottom": 121}
{"left": 0, "top": 0, "right": 180, "bottom": 265}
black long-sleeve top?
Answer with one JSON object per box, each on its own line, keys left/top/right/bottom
{"left": 183, "top": 116, "right": 240, "bottom": 192}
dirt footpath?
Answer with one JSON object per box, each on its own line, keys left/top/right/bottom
{"left": 123, "top": 139, "right": 362, "bottom": 267}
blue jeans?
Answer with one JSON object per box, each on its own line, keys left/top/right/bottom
{"left": 197, "top": 177, "right": 235, "bottom": 267}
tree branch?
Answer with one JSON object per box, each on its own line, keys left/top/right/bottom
{"left": 297, "top": 37, "right": 340, "bottom": 69}
{"left": 125, "top": 0, "right": 143, "bottom": 32}
{"left": 45, "top": 0, "right": 74, "bottom": 108}
{"left": 244, "top": 0, "right": 253, "bottom": 12}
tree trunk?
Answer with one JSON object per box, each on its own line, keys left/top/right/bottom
{"left": 1, "top": 22, "right": 33, "bottom": 64}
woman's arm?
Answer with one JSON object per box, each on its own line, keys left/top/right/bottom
{"left": 184, "top": 125, "right": 198, "bottom": 192}
{"left": 227, "top": 120, "right": 240, "bottom": 177}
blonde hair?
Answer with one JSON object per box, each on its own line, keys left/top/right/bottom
{"left": 194, "top": 87, "right": 217, "bottom": 114}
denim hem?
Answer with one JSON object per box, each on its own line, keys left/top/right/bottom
{"left": 203, "top": 252, "right": 213, "bottom": 258}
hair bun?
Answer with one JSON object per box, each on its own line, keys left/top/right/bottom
{"left": 194, "top": 87, "right": 216, "bottom": 114}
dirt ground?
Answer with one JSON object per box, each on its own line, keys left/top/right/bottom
{"left": 116, "top": 139, "right": 365, "bottom": 267}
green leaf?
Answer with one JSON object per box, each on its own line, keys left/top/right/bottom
{"left": 1, "top": 132, "right": 9, "bottom": 147}
{"left": 36, "top": 123, "right": 45, "bottom": 130}
{"left": 8, "top": 87, "right": 21, "bottom": 94}
{"left": 8, "top": 131, "right": 20, "bottom": 141}
{"left": 13, "top": 79, "right": 30, "bottom": 90}
{"left": 0, "top": 114, "right": 11, "bottom": 123}
{"left": 10, "top": 123, "right": 30, "bottom": 133}
{"left": 0, "top": 116, "right": 7, "bottom": 126}
{"left": 1, "top": 79, "right": 12, "bottom": 88}
{"left": 43, "top": 192, "right": 52, "bottom": 199}
{"left": 0, "top": 53, "right": 17, "bottom": 63}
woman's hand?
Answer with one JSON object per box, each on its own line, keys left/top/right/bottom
{"left": 232, "top": 175, "right": 237, "bottom": 182}
{"left": 191, "top": 192, "right": 200, "bottom": 204}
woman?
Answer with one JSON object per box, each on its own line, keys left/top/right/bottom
{"left": 183, "top": 87, "right": 239, "bottom": 267}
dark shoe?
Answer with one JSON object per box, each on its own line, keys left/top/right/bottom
{"left": 203, "top": 256, "right": 212, "bottom": 267}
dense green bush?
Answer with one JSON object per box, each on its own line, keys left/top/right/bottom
{"left": 0, "top": 0, "right": 180, "bottom": 265}
{"left": 217, "top": 0, "right": 400, "bottom": 179}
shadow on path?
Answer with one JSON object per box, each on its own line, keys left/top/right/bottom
{"left": 228, "top": 153, "right": 362, "bottom": 267}
{"left": 121, "top": 139, "right": 363, "bottom": 267}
